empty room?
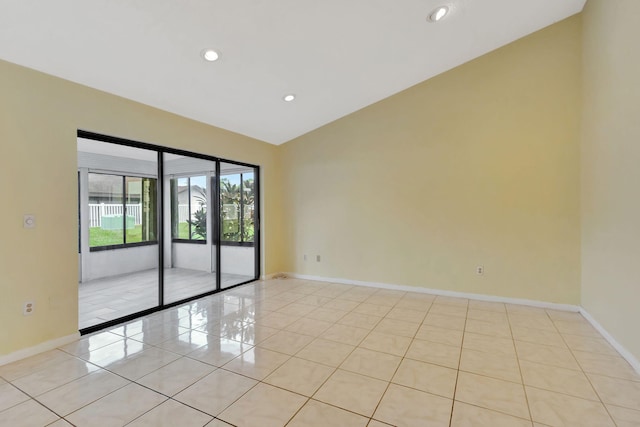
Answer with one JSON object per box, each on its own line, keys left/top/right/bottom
{"left": 0, "top": 0, "right": 639, "bottom": 426}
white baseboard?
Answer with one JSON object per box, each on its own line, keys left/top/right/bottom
{"left": 285, "top": 273, "right": 580, "bottom": 312}
{"left": 579, "top": 308, "right": 640, "bottom": 375}
{"left": 0, "top": 333, "right": 80, "bottom": 367}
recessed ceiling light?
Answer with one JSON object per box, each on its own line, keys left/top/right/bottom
{"left": 202, "top": 49, "right": 220, "bottom": 62}
{"left": 427, "top": 6, "right": 449, "bottom": 22}
{"left": 283, "top": 94, "right": 296, "bottom": 102}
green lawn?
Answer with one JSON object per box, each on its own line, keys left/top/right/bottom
{"left": 90, "top": 221, "right": 253, "bottom": 247}
{"left": 177, "top": 222, "right": 190, "bottom": 239}
{"left": 89, "top": 226, "right": 143, "bottom": 247}
{"left": 175, "top": 222, "right": 206, "bottom": 240}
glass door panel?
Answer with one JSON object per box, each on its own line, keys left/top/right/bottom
{"left": 77, "top": 138, "right": 159, "bottom": 330}
{"left": 219, "top": 161, "right": 258, "bottom": 289}
{"left": 163, "top": 153, "right": 217, "bottom": 304}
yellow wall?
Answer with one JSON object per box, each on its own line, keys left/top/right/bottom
{"left": 8, "top": 7, "right": 638, "bottom": 364}
{"left": 0, "top": 59, "right": 284, "bottom": 355}
{"left": 581, "top": 0, "right": 640, "bottom": 361}
{"left": 280, "top": 16, "right": 582, "bottom": 304}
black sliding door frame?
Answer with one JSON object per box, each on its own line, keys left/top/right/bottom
{"left": 214, "top": 161, "right": 222, "bottom": 292}
{"left": 78, "top": 130, "right": 261, "bottom": 335}
{"left": 157, "top": 151, "right": 165, "bottom": 307}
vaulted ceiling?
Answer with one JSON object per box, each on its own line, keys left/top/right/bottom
{"left": 0, "top": 0, "right": 586, "bottom": 144}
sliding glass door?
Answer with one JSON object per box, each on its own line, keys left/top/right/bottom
{"left": 77, "top": 132, "right": 260, "bottom": 332}
{"left": 77, "top": 138, "right": 159, "bottom": 329}
{"left": 163, "top": 154, "right": 217, "bottom": 304}
{"left": 219, "top": 162, "right": 259, "bottom": 289}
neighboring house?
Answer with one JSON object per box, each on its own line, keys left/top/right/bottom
{"left": 177, "top": 184, "right": 204, "bottom": 207}
{"left": 87, "top": 174, "right": 142, "bottom": 204}
{"left": 176, "top": 184, "right": 206, "bottom": 220}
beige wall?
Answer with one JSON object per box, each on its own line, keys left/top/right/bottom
{"left": 581, "top": 0, "right": 640, "bottom": 361}
{"left": 280, "top": 16, "right": 582, "bottom": 304}
{"left": 0, "top": 59, "right": 284, "bottom": 355}
{"left": 7, "top": 4, "right": 639, "bottom": 365}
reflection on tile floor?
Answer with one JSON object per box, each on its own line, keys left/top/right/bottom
{"left": 79, "top": 268, "right": 252, "bottom": 329}
{"left": 3, "top": 278, "right": 640, "bottom": 426}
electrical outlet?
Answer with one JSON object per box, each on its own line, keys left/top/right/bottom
{"left": 23, "top": 301, "right": 35, "bottom": 315}
{"left": 476, "top": 265, "right": 484, "bottom": 275}
{"left": 316, "top": 255, "right": 321, "bottom": 262}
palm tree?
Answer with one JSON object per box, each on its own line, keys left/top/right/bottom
{"left": 220, "top": 177, "right": 256, "bottom": 242}
{"left": 242, "top": 178, "right": 255, "bottom": 241}
{"left": 220, "top": 178, "right": 240, "bottom": 206}
{"left": 186, "top": 187, "right": 207, "bottom": 240}
{"left": 220, "top": 178, "right": 241, "bottom": 241}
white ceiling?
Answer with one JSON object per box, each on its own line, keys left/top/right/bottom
{"left": 1, "top": 0, "right": 585, "bottom": 145}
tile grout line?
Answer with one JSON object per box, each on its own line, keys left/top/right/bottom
{"left": 507, "top": 304, "right": 535, "bottom": 425}
{"left": 549, "top": 310, "right": 621, "bottom": 427}
{"left": 49, "top": 331, "right": 236, "bottom": 424}
{"left": 303, "top": 288, "right": 397, "bottom": 422}
{"left": 448, "top": 297, "right": 470, "bottom": 427}
{"left": 13, "top": 284, "right": 270, "bottom": 424}
{"left": 300, "top": 289, "right": 418, "bottom": 423}
{"left": 269, "top": 283, "right": 368, "bottom": 425}
{"left": 359, "top": 296, "right": 410, "bottom": 424}
{"left": 7, "top": 355, "right": 124, "bottom": 419}
{"left": 210, "top": 285, "right": 346, "bottom": 424}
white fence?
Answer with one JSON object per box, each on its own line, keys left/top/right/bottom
{"left": 178, "top": 205, "right": 189, "bottom": 223}
{"left": 89, "top": 203, "right": 251, "bottom": 227}
{"left": 89, "top": 204, "right": 142, "bottom": 228}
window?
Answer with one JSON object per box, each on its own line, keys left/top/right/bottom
{"left": 221, "top": 172, "right": 255, "bottom": 245}
{"left": 171, "top": 175, "right": 207, "bottom": 242}
{"left": 88, "top": 173, "right": 157, "bottom": 250}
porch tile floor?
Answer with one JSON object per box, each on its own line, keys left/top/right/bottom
{"left": 79, "top": 268, "right": 252, "bottom": 329}
{"left": 2, "top": 278, "right": 639, "bottom": 426}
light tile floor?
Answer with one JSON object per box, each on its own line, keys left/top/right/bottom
{"left": 2, "top": 278, "right": 640, "bottom": 426}
{"left": 79, "top": 268, "right": 252, "bottom": 329}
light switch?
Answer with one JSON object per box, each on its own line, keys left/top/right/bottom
{"left": 24, "top": 215, "right": 36, "bottom": 229}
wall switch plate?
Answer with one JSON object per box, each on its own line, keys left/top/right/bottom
{"left": 316, "top": 255, "right": 321, "bottom": 262}
{"left": 24, "top": 214, "right": 36, "bottom": 229}
{"left": 304, "top": 254, "right": 307, "bottom": 261}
